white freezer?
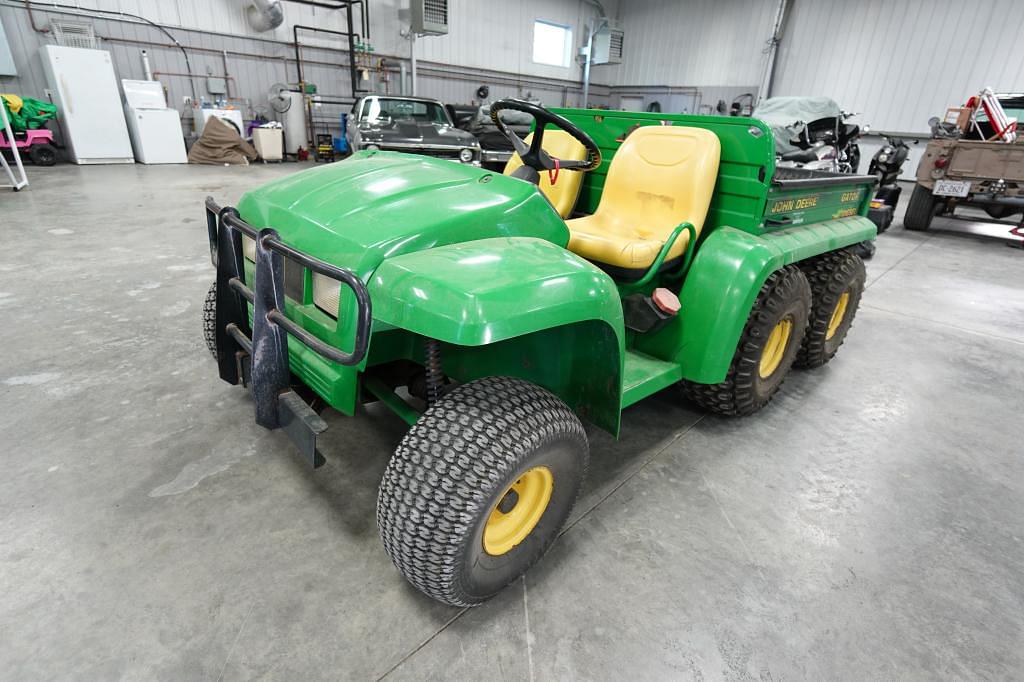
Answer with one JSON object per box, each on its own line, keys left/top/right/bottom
{"left": 39, "top": 45, "right": 134, "bottom": 165}
{"left": 122, "top": 80, "right": 187, "bottom": 164}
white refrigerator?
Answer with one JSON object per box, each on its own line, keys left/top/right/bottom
{"left": 40, "top": 45, "right": 134, "bottom": 164}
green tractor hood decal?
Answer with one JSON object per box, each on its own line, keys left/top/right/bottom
{"left": 235, "top": 151, "right": 569, "bottom": 279}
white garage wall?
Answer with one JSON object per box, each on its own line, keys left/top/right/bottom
{"left": 602, "top": 0, "right": 778, "bottom": 88}
{"left": 0, "top": 0, "right": 617, "bottom": 114}
{"left": 413, "top": 0, "right": 617, "bottom": 84}
{"left": 606, "top": 0, "right": 1024, "bottom": 131}
{"left": 772, "top": 0, "right": 1024, "bottom": 133}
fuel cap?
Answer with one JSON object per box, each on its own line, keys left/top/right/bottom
{"left": 651, "top": 288, "right": 681, "bottom": 315}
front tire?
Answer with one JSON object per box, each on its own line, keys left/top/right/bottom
{"left": 904, "top": 184, "right": 937, "bottom": 231}
{"left": 377, "top": 376, "right": 588, "bottom": 606}
{"left": 795, "top": 249, "right": 866, "bottom": 369}
{"left": 682, "top": 266, "right": 811, "bottom": 416}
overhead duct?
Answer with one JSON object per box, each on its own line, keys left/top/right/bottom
{"left": 247, "top": 0, "right": 284, "bottom": 32}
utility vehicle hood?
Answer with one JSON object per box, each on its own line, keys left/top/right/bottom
{"left": 235, "top": 151, "right": 569, "bottom": 279}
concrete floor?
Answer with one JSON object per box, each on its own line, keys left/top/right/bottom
{"left": 2, "top": 163, "right": 1023, "bottom": 681}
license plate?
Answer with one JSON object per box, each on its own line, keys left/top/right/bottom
{"left": 869, "top": 199, "right": 884, "bottom": 209}
{"left": 933, "top": 179, "right": 971, "bottom": 197}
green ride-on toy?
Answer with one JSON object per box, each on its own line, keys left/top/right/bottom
{"left": 202, "top": 99, "right": 876, "bottom": 606}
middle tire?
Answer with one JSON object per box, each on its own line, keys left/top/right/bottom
{"left": 377, "top": 376, "right": 588, "bottom": 607}
{"left": 795, "top": 249, "right": 866, "bottom": 369}
{"left": 681, "top": 265, "right": 811, "bottom": 416}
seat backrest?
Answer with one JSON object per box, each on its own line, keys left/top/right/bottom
{"left": 503, "top": 130, "right": 587, "bottom": 218}
{"left": 595, "top": 125, "right": 721, "bottom": 240}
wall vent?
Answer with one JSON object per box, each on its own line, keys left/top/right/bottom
{"left": 592, "top": 20, "right": 624, "bottom": 65}
{"left": 411, "top": 0, "right": 448, "bottom": 36}
{"left": 49, "top": 20, "right": 101, "bottom": 50}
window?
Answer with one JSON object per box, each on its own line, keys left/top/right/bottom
{"left": 364, "top": 98, "right": 450, "bottom": 125}
{"left": 533, "top": 20, "right": 572, "bottom": 68}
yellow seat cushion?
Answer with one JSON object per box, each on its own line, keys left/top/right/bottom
{"left": 565, "top": 126, "right": 721, "bottom": 271}
{"left": 504, "top": 130, "right": 587, "bottom": 218}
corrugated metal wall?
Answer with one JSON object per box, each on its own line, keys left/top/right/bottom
{"left": 0, "top": 0, "right": 616, "bottom": 141}
{"left": 602, "top": 0, "right": 777, "bottom": 88}
{"left": 4, "top": 0, "right": 1021, "bottom": 137}
{"left": 600, "top": 0, "right": 1024, "bottom": 132}
{"left": 772, "top": 0, "right": 1024, "bottom": 133}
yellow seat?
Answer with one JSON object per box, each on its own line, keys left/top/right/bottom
{"left": 565, "top": 126, "right": 720, "bottom": 274}
{"left": 503, "top": 130, "right": 587, "bottom": 218}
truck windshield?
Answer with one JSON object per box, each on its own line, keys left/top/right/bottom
{"left": 366, "top": 98, "right": 450, "bottom": 125}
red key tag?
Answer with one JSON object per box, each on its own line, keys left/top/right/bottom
{"left": 547, "top": 158, "right": 560, "bottom": 185}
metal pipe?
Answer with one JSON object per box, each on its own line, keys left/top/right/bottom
{"left": 221, "top": 50, "right": 232, "bottom": 97}
{"left": 410, "top": 32, "right": 417, "bottom": 96}
{"left": 284, "top": 0, "right": 357, "bottom": 9}
{"left": 758, "top": 0, "right": 790, "bottom": 104}
{"left": 345, "top": 1, "right": 361, "bottom": 94}
{"left": 23, "top": 0, "right": 47, "bottom": 32}
{"left": 141, "top": 50, "right": 152, "bottom": 80}
{"left": 152, "top": 71, "right": 236, "bottom": 89}
{"left": 399, "top": 61, "right": 407, "bottom": 96}
{"left": 581, "top": 16, "right": 608, "bottom": 108}
{"left": 293, "top": 23, "right": 362, "bottom": 103}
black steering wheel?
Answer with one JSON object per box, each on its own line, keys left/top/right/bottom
{"left": 490, "top": 99, "right": 602, "bottom": 182}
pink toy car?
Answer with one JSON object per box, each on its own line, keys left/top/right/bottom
{"left": 0, "top": 128, "right": 58, "bottom": 166}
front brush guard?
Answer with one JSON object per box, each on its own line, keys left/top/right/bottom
{"left": 204, "top": 196, "right": 372, "bottom": 467}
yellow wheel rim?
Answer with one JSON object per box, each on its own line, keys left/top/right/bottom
{"left": 759, "top": 317, "right": 793, "bottom": 379}
{"left": 483, "top": 466, "right": 554, "bottom": 556}
{"left": 826, "top": 291, "right": 850, "bottom": 340}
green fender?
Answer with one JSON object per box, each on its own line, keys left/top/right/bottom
{"left": 369, "top": 237, "right": 626, "bottom": 432}
{"left": 636, "top": 216, "right": 877, "bottom": 384}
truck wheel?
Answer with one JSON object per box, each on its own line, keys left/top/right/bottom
{"left": 681, "top": 266, "right": 811, "bottom": 416}
{"left": 202, "top": 281, "right": 217, "bottom": 358}
{"left": 29, "top": 143, "right": 58, "bottom": 166}
{"left": 904, "top": 184, "right": 937, "bottom": 231}
{"left": 795, "top": 249, "right": 865, "bottom": 369}
{"left": 377, "top": 376, "right": 588, "bottom": 606}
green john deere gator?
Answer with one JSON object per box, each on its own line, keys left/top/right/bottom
{"left": 202, "top": 100, "right": 876, "bottom": 606}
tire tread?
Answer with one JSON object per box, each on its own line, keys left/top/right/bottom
{"left": 376, "top": 376, "right": 587, "bottom": 606}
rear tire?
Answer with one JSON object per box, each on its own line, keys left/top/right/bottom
{"left": 904, "top": 184, "right": 937, "bottom": 231}
{"left": 795, "top": 249, "right": 866, "bottom": 369}
{"left": 202, "top": 281, "right": 217, "bottom": 358}
{"left": 29, "top": 143, "right": 57, "bottom": 166}
{"left": 377, "top": 376, "right": 588, "bottom": 606}
{"left": 681, "top": 266, "right": 811, "bottom": 416}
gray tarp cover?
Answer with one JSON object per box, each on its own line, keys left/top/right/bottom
{"left": 187, "top": 116, "right": 257, "bottom": 165}
{"left": 475, "top": 104, "right": 534, "bottom": 127}
{"left": 753, "top": 96, "right": 842, "bottom": 154}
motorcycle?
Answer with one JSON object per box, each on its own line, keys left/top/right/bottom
{"left": 866, "top": 135, "right": 912, "bottom": 233}
{"left": 776, "top": 111, "right": 864, "bottom": 173}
